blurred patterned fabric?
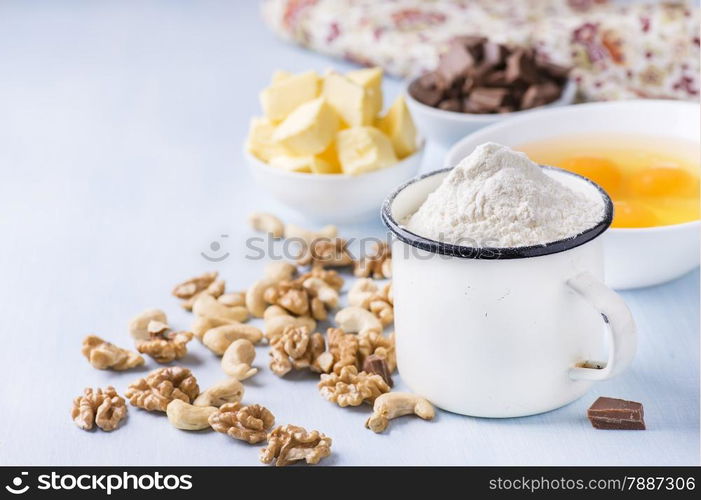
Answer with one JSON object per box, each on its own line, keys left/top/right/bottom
{"left": 262, "top": 0, "right": 699, "bottom": 101}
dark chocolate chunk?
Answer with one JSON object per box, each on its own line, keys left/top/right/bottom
{"left": 497, "top": 105, "right": 515, "bottom": 113}
{"left": 415, "top": 37, "right": 567, "bottom": 114}
{"left": 437, "top": 43, "right": 476, "bottom": 83}
{"left": 446, "top": 79, "right": 464, "bottom": 98}
{"left": 520, "top": 81, "right": 562, "bottom": 109}
{"left": 462, "top": 98, "right": 483, "bottom": 114}
{"left": 505, "top": 49, "right": 540, "bottom": 84}
{"left": 409, "top": 73, "right": 446, "bottom": 107}
{"left": 535, "top": 55, "right": 571, "bottom": 80}
{"left": 482, "top": 42, "right": 508, "bottom": 68}
{"left": 462, "top": 76, "right": 476, "bottom": 94}
{"left": 467, "top": 87, "right": 508, "bottom": 112}
{"left": 363, "top": 354, "right": 393, "bottom": 387}
{"left": 587, "top": 397, "right": 646, "bottom": 430}
{"left": 482, "top": 70, "right": 508, "bottom": 87}
{"left": 451, "top": 35, "right": 487, "bottom": 59}
{"left": 452, "top": 35, "right": 487, "bottom": 49}
{"left": 436, "top": 98, "right": 460, "bottom": 112}
{"left": 438, "top": 98, "right": 462, "bottom": 112}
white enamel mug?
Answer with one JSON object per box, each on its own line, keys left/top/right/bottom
{"left": 381, "top": 167, "right": 637, "bottom": 417}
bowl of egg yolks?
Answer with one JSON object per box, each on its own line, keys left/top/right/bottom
{"left": 445, "top": 100, "right": 700, "bottom": 289}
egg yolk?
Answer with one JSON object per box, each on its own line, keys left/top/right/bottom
{"left": 559, "top": 156, "right": 623, "bottom": 197}
{"left": 629, "top": 166, "right": 700, "bottom": 198}
{"left": 612, "top": 200, "right": 659, "bottom": 228}
{"left": 518, "top": 135, "right": 701, "bottom": 229}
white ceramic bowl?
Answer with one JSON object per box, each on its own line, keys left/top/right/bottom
{"left": 445, "top": 100, "right": 700, "bottom": 290}
{"left": 405, "top": 78, "right": 576, "bottom": 147}
{"left": 245, "top": 143, "right": 424, "bottom": 223}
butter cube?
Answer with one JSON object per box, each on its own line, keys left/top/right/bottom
{"left": 271, "top": 70, "right": 292, "bottom": 84}
{"left": 315, "top": 143, "right": 342, "bottom": 174}
{"left": 272, "top": 98, "right": 339, "bottom": 155}
{"left": 269, "top": 155, "right": 322, "bottom": 173}
{"left": 246, "top": 117, "right": 288, "bottom": 162}
{"left": 336, "top": 127, "right": 398, "bottom": 175}
{"left": 269, "top": 154, "right": 339, "bottom": 174}
{"left": 260, "top": 71, "right": 319, "bottom": 122}
{"left": 322, "top": 73, "right": 374, "bottom": 127}
{"left": 377, "top": 96, "right": 418, "bottom": 159}
{"left": 346, "top": 67, "right": 383, "bottom": 118}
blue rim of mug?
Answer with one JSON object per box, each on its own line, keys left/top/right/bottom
{"left": 380, "top": 166, "right": 614, "bottom": 260}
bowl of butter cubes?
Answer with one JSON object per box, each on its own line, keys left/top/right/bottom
{"left": 245, "top": 67, "right": 424, "bottom": 223}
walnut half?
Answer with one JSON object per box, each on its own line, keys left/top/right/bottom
{"left": 269, "top": 326, "right": 325, "bottom": 377}
{"left": 260, "top": 425, "right": 332, "bottom": 467}
{"left": 354, "top": 241, "right": 391, "bottom": 279}
{"left": 71, "top": 386, "right": 127, "bottom": 431}
{"left": 296, "top": 238, "right": 353, "bottom": 268}
{"left": 136, "top": 320, "right": 193, "bottom": 363}
{"left": 318, "top": 366, "right": 390, "bottom": 407}
{"left": 315, "top": 328, "right": 359, "bottom": 375}
{"left": 172, "top": 271, "right": 224, "bottom": 310}
{"left": 209, "top": 402, "right": 275, "bottom": 444}
{"left": 125, "top": 366, "right": 199, "bottom": 412}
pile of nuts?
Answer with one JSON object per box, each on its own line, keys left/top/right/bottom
{"left": 71, "top": 213, "right": 434, "bottom": 466}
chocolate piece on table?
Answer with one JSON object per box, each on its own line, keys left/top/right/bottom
{"left": 409, "top": 73, "right": 446, "bottom": 107}
{"left": 587, "top": 397, "right": 646, "bottom": 430}
{"left": 438, "top": 98, "right": 462, "bottom": 112}
{"left": 467, "top": 87, "right": 508, "bottom": 112}
{"left": 437, "top": 44, "right": 475, "bottom": 84}
{"left": 505, "top": 49, "right": 540, "bottom": 84}
{"left": 363, "top": 354, "right": 393, "bottom": 387}
{"left": 521, "top": 81, "right": 562, "bottom": 109}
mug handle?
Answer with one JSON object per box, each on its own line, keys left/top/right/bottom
{"left": 566, "top": 271, "right": 637, "bottom": 381}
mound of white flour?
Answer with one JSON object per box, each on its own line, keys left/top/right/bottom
{"left": 405, "top": 143, "right": 604, "bottom": 248}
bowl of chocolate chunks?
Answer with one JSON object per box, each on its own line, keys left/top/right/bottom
{"left": 405, "top": 36, "right": 576, "bottom": 147}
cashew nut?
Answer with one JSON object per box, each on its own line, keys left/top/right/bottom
{"left": 334, "top": 307, "right": 382, "bottom": 335}
{"left": 303, "top": 277, "right": 339, "bottom": 308}
{"left": 348, "top": 278, "right": 378, "bottom": 309}
{"left": 166, "top": 399, "right": 217, "bottom": 430}
{"left": 263, "top": 305, "right": 316, "bottom": 342}
{"left": 248, "top": 212, "right": 285, "bottom": 238}
{"left": 264, "top": 261, "right": 297, "bottom": 283}
{"left": 384, "top": 282, "right": 393, "bottom": 305}
{"left": 221, "top": 339, "right": 258, "bottom": 380}
{"left": 263, "top": 305, "right": 288, "bottom": 319}
{"left": 191, "top": 316, "right": 238, "bottom": 341}
{"left": 218, "top": 292, "right": 246, "bottom": 308}
{"left": 193, "top": 378, "right": 244, "bottom": 407}
{"left": 365, "top": 392, "right": 435, "bottom": 433}
{"left": 193, "top": 293, "right": 248, "bottom": 322}
{"left": 202, "top": 324, "right": 263, "bottom": 355}
{"left": 245, "top": 278, "right": 275, "bottom": 318}
{"left": 246, "top": 262, "right": 297, "bottom": 318}
{"left": 128, "top": 309, "right": 167, "bottom": 341}
{"left": 284, "top": 223, "right": 337, "bottom": 243}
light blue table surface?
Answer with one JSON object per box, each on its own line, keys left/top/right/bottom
{"left": 0, "top": 1, "right": 698, "bottom": 465}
